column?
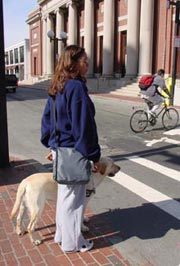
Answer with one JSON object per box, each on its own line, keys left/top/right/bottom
{"left": 46, "top": 14, "right": 54, "bottom": 76}
{"left": 67, "top": 1, "right": 77, "bottom": 45}
{"left": 138, "top": 0, "right": 154, "bottom": 75}
{"left": 55, "top": 8, "right": 64, "bottom": 57}
{"left": 126, "top": 0, "right": 140, "bottom": 78}
{"left": 102, "top": 0, "right": 114, "bottom": 76}
{"left": 42, "top": 15, "right": 47, "bottom": 77}
{"left": 84, "top": 0, "right": 94, "bottom": 76}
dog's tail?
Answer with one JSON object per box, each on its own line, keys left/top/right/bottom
{"left": 10, "top": 179, "right": 27, "bottom": 220}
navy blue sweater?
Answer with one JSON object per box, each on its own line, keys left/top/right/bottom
{"left": 41, "top": 79, "right": 101, "bottom": 163}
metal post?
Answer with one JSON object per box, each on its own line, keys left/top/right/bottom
{"left": 54, "top": 38, "right": 58, "bottom": 69}
{"left": 170, "top": 0, "right": 180, "bottom": 105}
{"left": 47, "top": 30, "right": 67, "bottom": 70}
{"left": 0, "top": 0, "right": 9, "bottom": 167}
{"left": 171, "top": 23, "right": 178, "bottom": 105}
{"left": 54, "top": 36, "right": 66, "bottom": 68}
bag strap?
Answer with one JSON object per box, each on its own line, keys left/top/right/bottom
{"left": 52, "top": 98, "right": 58, "bottom": 146}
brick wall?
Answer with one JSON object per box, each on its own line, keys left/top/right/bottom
{"left": 28, "top": 8, "right": 42, "bottom": 77}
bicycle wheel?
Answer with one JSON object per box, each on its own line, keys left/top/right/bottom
{"left": 130, "top": 110, "right": 148, "bottom": 133}
{"left": 162, "top": 107, "right": 179, "bottom": 130}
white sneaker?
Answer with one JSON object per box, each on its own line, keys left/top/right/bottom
{"left": 60, "top": 240, "right": 94, "bottom": 253}
{"left": 79, "top": 240, "right": 94, "bottom": 252}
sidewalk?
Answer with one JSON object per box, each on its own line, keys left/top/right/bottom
{"left": 0, "top": 157, "right": 131, "bottom": 266}
{"left": 91, "top": 92, "right": 142, "bottom": 104}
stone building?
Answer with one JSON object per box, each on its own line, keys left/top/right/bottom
{"left": 27, "top": 0, "right": 180, "bottom": 102}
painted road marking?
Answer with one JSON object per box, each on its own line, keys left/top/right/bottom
{"left": 144, "top": 137, "right": 180, "bottom": 147}
{"left": 109, "top": 171, "right": 180, "bottom": 221}
{"left": 164, "top": 128, "right": 180, "bottom": 136}
{"left": 126, "top": 156, "right": 180, "bottom": 182}
{"left": 144, "top": 127, "right": 180, "bottom": 147}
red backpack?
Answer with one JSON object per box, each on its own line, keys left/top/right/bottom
{"left": 138, "top": 75, "right": 154, "bottom": 90}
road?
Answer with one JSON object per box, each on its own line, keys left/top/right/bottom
{"left": 6, "top": 86, "right": 180, "bottom": 266}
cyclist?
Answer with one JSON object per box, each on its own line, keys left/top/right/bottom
{"left": 140, "top": 69, "right": 172, "bottom": 119}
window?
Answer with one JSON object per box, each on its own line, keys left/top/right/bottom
{"left": 14, "top": 48, "right": 18, "bottom": 63}
{"left": 19, "top": 46, "right": 24, "bottom": 62}
{"left": 10, "top": 50, "right": 13, "bottom": 64}
{"left": 5, "top": 52, "right": 9, "bottom": 65}
{"left": 33, "top": 57, "right": 37, "bottom": 75}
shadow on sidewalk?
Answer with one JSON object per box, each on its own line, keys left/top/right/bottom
{"left": 0, "top": 158, "right": 44, "bottom": 186}
{"left": 90, "top": 202, "right": 180, "bottom": 244}
{"left": 34, "top": 198, "right": 180, "bottom": 248}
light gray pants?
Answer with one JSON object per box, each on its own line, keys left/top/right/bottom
{"left": 141, "top": 93, "right": 163, "bottom": 113}
{"left": 54, "top": 183, "right": 89, "bottom": 251}
{"left": 148, "top": 94, "right": 163, "bottom": 113}
{"left": 52, "top": 151, "right": 90, "bottom": 252}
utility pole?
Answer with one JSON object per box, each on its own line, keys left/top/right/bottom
{"left": 167, "top": 0, "right": 180, "bottom": 105}
{"left": 0, "top": 0, "right": 9, "bottom": 167}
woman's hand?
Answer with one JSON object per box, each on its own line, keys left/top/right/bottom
{"left": 45, "top": 151, "right": 53, "bottom": 161}
{"left": 92, "top": 161, "right": 101, "bottom": 173}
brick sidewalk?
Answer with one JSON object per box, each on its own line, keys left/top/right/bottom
{"left": 0, "top": 157, "right": 131, "bottom": 266}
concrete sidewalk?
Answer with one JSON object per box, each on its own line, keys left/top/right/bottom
{"left": 0, "top": 157, "right": 131, "bottom": 266}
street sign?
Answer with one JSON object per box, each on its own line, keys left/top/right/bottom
{"left": 174, "top": 36, "right": 180, "bottom": 47}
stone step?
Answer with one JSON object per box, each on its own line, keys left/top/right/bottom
{"left": 19, "top": 79, "right": 51, "bottom": 90}
{"left": 19, "top": 78, "right": 140, "bottom": 99}
{"left": 110, "top": 90, "right": 140, "bottom": 97}
{"left": 109, "top": 81, "right": 140, "bottom": 97}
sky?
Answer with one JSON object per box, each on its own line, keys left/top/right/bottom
{"left": 3, "top": 0, "right": 38, "bottom": 48}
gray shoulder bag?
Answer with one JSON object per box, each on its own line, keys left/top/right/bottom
{"left": 52, "top": 99, "right": 91, "bottom": 185}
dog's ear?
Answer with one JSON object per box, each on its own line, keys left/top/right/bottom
{"left": 99, "top": 163, "right": 107, "bottom": 175}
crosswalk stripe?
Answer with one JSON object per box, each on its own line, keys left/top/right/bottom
{"left": 126, "top": 156, "right": 180, "bottom": 182}
{"left": 109, "top": 171, "right": 180, "bottom": 221}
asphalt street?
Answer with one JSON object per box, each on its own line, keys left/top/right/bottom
{"left": 6, "top": 86, "right": 180, "bottom": 266}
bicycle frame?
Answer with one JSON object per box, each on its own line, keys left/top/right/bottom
{"left": 145, "top": 99, "right": 168, "bottom": 119}
{"left": 154, "top": 104, "right": 167, "bottom": 118}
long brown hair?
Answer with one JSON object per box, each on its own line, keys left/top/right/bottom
{"left": 48, "top": 45, "right": 87, "bottom": 96}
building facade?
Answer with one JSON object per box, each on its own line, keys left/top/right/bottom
{"left": 26, "top": 7, "right": 43, "bottom": 82}
{"left": 28, "top": 0, "right": 180, "bottom": 78}
{"left": 5, "top": 39, "right": 30, "bottom": 81}
{"left": 27, "top": 0, "right": 180, "bottom": 103}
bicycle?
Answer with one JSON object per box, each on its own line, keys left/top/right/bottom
{"left": 130, "top": 98, "right": 179, "bottom": 133}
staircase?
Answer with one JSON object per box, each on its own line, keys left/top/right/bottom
{"left": 110, "top": 81, "right": 140, "bottom": 98}
{"left": 19, "top": 77, "right": 141, "bottom": 99}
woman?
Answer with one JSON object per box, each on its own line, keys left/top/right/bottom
{"left": 41, "top": 45, "right": 101, "bottom": 253}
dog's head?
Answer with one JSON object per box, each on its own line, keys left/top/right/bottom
{"left": 98, "top": 157, "right": 120, "bottom": 177}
